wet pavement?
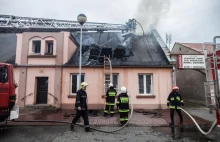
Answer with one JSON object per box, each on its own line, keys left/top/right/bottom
{"left": 0, "top": 125, "right": 219, "bottom": 142}
{"left": 1, "top": 108, "right": 219, "bottom": 142}
{"left": 8, "top": 109, "right": 211, "bottom": 127}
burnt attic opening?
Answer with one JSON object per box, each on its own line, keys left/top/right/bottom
{"left": 99, "top": 48, "right": 112, "bottom": 63}
{"left": 113, "top": 46, "right": 126, "bottom": 59}
{"left": 89, "top": 45, "right": 100, "bottom": 60}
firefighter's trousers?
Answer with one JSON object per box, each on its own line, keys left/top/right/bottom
{"left": 104, "top": 104, "right": 115, "bottom": 115}
{"left": 170, "top": 108, "right": 183, "bottom": 125}
{"left": 72, "top": 110, "right": 89, "bottom": 126}
{"left": 119, "top": 111, "right": 129, "bottom": 125}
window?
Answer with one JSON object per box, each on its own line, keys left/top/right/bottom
{"left": 112, "top": 74, "right": 119, "bottom": 91}
{"left": 0, "top": 67, "right": 8, "bottom": 83}
{"left": 32, "top": 40, "right": 41, "bottom": 53}
{"left": 45, "top": 41, "right": 54, "bottom": 55}
{"left": 70, "top": 74, "right": 85, "bottom": 94}
{"left": 104, "top": 74, "right": 119, "bottom": 93}
{"left": 138, "top": 74, "right": 152, "bottom": 95}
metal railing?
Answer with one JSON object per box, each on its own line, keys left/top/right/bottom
{"left": 48, "top": 93, "right": 58, "bottom": 102}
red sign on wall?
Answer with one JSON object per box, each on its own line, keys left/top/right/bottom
{"left": 178, "top": 55, "right": 182, "bottom": 68}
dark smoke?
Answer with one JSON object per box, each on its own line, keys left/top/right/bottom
{"left": 134, "top": 0, "right": 171, "bottom": 34}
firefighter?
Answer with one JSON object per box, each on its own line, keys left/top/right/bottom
{"left": 117, "top": 86, "right": 129, "bottom": 125}
{"left": 167, "top": 86, "right": 184, "bottom": 125}
{"left": 104, "top": 83, "right": 117, "bottom": 117}
{"left": 70, "top": 82, "right": 92, "bottom": 132}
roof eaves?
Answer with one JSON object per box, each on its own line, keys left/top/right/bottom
{"left": 63, "top": 64, "right": 173, "bottom": 68}
{"left": 69, "top": 33, "right": 79, "bottom": 47}
{"left": 178, "top": 43, "right": 203, "bottom": 54}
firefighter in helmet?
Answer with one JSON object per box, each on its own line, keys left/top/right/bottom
{"left": 104, "top": 83, "right": 117, "bottom": 117}
{"left": 117, "top": 86, "right": 129, "bottom": 125}
{"left": 70, "top": 82, "right": 92, "bottom": 132}
{"left": 167, "top": 86, "right": 184, "bottom": 125}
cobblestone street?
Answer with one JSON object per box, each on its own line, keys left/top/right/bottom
{"left": 1, "top": 125, "right": 219, "bottom": 142}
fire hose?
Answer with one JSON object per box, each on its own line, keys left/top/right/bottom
{"left": 8, "top": 95, "right": 133, "bottom": 133}
{"left": 181, "top": 108, "right": 217, "bottom": 135}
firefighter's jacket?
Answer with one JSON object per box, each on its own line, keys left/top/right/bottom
{"left": 75, "top": 89, "right": 88, "bottom": 110}
{"left": 167, "top": 92, "right": 183, "bottom": 109}
{"left": 117, "top": 93, "right": 129, "bottom": 112}
{"left": 105, "top": 88, "right": 117, "bottom": 105}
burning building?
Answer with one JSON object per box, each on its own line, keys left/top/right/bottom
{"left": 0, "top": 15, "right": 175, "bottom": 110}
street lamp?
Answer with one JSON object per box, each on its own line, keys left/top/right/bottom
{"left": 77, "top": 14, "right": 87, "bottom": 89}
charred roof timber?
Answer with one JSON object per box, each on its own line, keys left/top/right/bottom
{"left": 67, "top": 31, "right": 170, "bottom": 67}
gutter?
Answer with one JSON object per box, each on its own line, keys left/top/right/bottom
{"left": 14, "top": 64, "right": 173, "bottom": 68}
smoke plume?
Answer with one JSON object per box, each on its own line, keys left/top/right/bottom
{"left": 134, "top": 0, "right": 171, "bottom": 35}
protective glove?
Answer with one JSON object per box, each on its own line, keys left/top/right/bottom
{"left": 167, "top": 103, "right": 169, "bottom": 107}
{"left": 181, "top": 102, "right": 184, "bottom": 106}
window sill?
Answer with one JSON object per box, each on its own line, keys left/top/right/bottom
{"left": 68, "top": 95, "right": 76, "bottom": 98}
{"left": 28, "top": 55, "right": 57, "bottom": 58}
{"left": 136, "top": 95, "right": 156, "bottom": 98}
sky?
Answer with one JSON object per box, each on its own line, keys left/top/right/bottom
{"left": 0, "top": 0, "right": 219, "bottom": 50}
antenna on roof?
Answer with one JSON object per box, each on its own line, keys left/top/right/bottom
{"left": 166, "top": 33, "right": 172, "bottom": 51}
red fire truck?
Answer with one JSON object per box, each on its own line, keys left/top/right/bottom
{"left": 0, "top": 63, "right": 18, "bottom": 123}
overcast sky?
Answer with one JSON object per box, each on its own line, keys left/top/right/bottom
{"left": 0, "top": 0, "right": 219, "bottom": 49}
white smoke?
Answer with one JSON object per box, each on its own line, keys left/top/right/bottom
{"left": 134, "top": 0, "right": 171, "bottom": 35}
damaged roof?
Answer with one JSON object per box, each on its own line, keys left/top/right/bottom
{"left": 0, "top": 34, "right": 17, "bottom": 64}
{"left": 67, "top": 32, "right": 171, "bottom": 67}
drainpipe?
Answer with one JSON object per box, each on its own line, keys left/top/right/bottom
{"left": 172, "top": 65, "right": 175, "bottom": 87}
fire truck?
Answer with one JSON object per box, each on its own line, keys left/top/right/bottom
{"left": 0, "top": 63, "right": 18, "bottom": 123}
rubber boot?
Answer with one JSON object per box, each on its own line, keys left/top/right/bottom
{"left": 104, "top": 112, "right": 108, "bottom": 117}
{"left": 70, "top": 124, "right": 75, "bottom": 131}
{"left": 85, "top": 127, "right": 92, "bottom": 132}
{"left": 110, "top": 113, "right": 114, "bottom": 117}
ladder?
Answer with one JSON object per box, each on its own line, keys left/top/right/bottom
{"left": 203, "top": 40, "right": 220, "bottom": 114}
{"left": 104, "top": 55, "right": 112, "bottom": 94}
{"left": 0, "top": 14, "right": 134, "bottom": 33}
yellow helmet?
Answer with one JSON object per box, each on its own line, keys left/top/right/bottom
{"left": 81, "top": 82, "right": 88, "bottom": 90}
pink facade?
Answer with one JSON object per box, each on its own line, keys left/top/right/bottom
{"left": 14, "top": 32, "right": 173, "bottom": 110}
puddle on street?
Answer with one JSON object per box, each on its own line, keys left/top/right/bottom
{"left": 152, "top": 126, "right": 219, "bottom": 142}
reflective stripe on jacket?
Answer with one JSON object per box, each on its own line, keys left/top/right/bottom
{"left": 105, "top": 88, "right": 117, "bottom": 104}
{"left": 167, "top": 92, "right": 183, "bottom": 109}
{"left": 117, "top": 93, "right": 129, "bottom": 111}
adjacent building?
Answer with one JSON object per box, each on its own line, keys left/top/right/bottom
{"left": 171, "top": 43, "right": 213, "bottom": 105}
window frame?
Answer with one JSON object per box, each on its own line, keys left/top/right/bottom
{"left": 70, "top": 73, "right": 85, "bottom": 95}
{"left": 104, "top": 73, "right": 119, "bottom": 94}
{"left": 32, "top": 40, "right": 41, "bottom": 54}
{"left": 138, "top": 74, "right": 153, "bottom": 95}
{"left": 112, "top": 73, "right": 119, "bottom": 92}
{"left": 45, "top": 40, "right": 54, "bottom": 55}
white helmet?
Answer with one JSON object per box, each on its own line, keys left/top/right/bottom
{"left": 109, "top": 83, "right": 113, "bottom": 88}
{"left": 121, "top": 86, "right": 126, "bottom": 93}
